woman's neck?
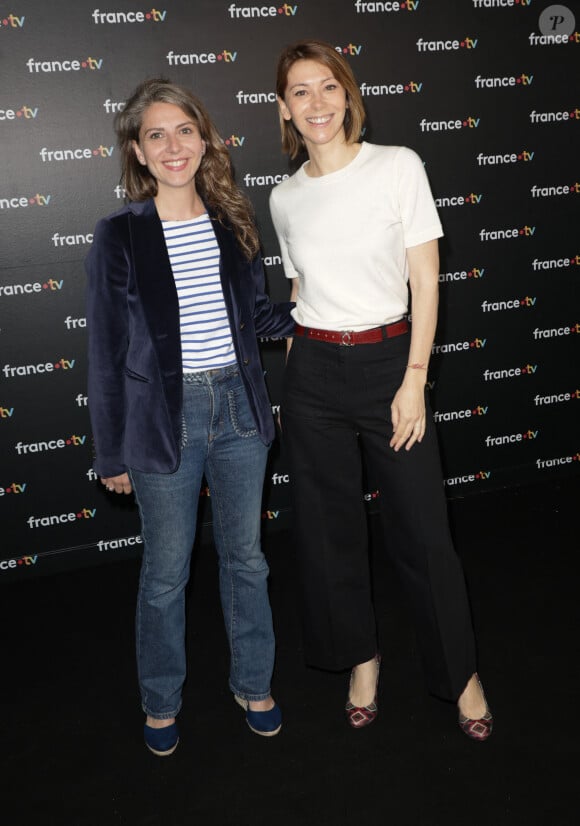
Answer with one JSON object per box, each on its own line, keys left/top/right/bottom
{"left": 154, "top": 186, "right": 205, "bottom": 221}
{"left": 304, "top": 140, "right": 362, "bottom": 178}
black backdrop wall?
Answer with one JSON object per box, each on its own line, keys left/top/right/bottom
{"left": 1, "top": 0, "right": 579, "bottom": 580}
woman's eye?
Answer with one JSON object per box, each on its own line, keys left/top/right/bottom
{"left": 180, "top": 127, "right": 192, "bottom": 134}
{"left": 149, "top": 132, "right": 163, "bottom": 140}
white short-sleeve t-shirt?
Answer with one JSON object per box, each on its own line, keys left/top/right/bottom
{"left": 269, "top": 142, "right": 443, "bottom": 331}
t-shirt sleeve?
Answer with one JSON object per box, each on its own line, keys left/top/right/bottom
{"left": 269, "top": 187, "right": 299, "bottom": 279}
{"left": 395, "top": 146, "right": 443, "bottom": 248}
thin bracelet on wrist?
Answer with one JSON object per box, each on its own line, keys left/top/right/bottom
{"left": 407, "top": 362, "right": 427, "bottom": 370}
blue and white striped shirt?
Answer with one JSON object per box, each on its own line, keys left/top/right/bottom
{"left": 162, "top": 214, "right": 237, "bottom": 372}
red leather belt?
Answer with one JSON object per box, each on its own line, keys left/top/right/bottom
{"left": 294, "top": 319, "right": 409, "bottom": 346}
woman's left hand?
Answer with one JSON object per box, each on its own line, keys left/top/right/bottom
{"left": 389, "top": 377, "right": 426, "bottom": 452}
{"left": 100, "top": 472, "right": 133, "bottom": 495}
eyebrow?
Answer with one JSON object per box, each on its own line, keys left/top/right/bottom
{"left": 143, "top": 120, "right": 196, "bottom": 135}
{"left": 288, "top": 76, "right": 336, "bottom": 91}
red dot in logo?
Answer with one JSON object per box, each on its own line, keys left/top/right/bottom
{"left": 17, "top": 558, "right": 23, "bottom": 564}
{"left": 519, "top": 229, "right": 524, "bottom": 235}
{"left": 29, "top": 198, "right": 35, "bottom": 205}
{"left": 225, "top": 139, "right": 231, "bottom": 145}
{"left": 573, "top": 455, "right": 578, "bottom": 461}
{"left": 93, "top": 149, "right": 99, "bottom": 156}
{"left": 401, "top": 2, "right": 407, "bottom": 8}
{"left": 472, "top": 409, "right": 477, "bottom": 415}
{"left": 462, "top": 120, "right": 468, "bottom": 126}
{"left": 5, "top": 488, "right": 11, "bottom": 494}
{"left": 42, "top": 282, "right": 48, "bottom": 289}
{"left": 17, "top": 110, "right": 22, "bottom": 117}
{"left": 54, "top": 363, "right": 61, "bottom": 368}
{"left": 217, "top": 53, "right": 223, "bottom": 60}
{"left": 522, "top": 433, "right": 527, "bottom": 439}
{"left": 343, "top": 48, "right": 348, "bottom": 54}
{"left": 81, "top": 62, "right": 87, "bottom": 68}
{"left": 2, "top": 19, "right": 8, "bottom": 25}
{"left": 516, "top": 77, "right": 521, "bottom": 84}
{"left": 404, "top": 85, "right": 409, "bottom": 91}
{"left": 278, "top": 7, "right": 283, "bottom": 13}
{"left": 460, "top": 41, "right": 465, "bottom": 47}
{"left": 76, "top": 513, "right": 82, "bottom": 519}
{"left": 66, "top": 439, "right": 72, "bottom": 445}
{"left": 468, "top": 270, "right": 473, "bottom": 277}
{"left": 517, "top": 154, "right": 522, "bottom": 160}
{"left": 470, "top": 341, "right": 475, "bottom": 348}
{"left": 146, "top": 12, "right": 151, "bottom": 19}
{"left": 522, "top": 367, "right": 527, "bottom": 373}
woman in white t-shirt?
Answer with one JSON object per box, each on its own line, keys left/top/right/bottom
{"left": 270, "top": 40, "right": 492, "bottom": 740}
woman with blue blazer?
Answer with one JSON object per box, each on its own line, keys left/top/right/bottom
{"left": 86, "top": 78, "right": 294, "bottom": 756}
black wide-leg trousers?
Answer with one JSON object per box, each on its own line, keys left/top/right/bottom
{"left": 281, "top": 331, "right": 477, "bottom": 701}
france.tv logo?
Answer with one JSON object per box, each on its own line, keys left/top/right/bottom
{"left": 92, "top": 8, "right": 167, "bottom": 24}
{"left": 0, "top": 13, "right": 25, "bottom": 29}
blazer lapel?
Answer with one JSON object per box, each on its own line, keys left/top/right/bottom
{"left": 129, "top": 199, "right": 182, "bottom": 378}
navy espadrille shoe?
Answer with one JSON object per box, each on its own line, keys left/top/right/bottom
{"left": 234, "top": 696, "right": 282, "bottom": 737}
{"left": 144, "top": 721, "right": 179, "bottom": 756}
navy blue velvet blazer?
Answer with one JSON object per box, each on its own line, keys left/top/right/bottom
{"left": 85, "top": 198, "right": 294, "bottom": 478}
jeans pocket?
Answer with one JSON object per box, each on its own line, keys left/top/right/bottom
{"left": 227, "top": 386, "right": 258, "bottom": 438}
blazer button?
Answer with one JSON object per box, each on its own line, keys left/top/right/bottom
{"left": 240, "top": 322, "right": 246, "bottom": 329}
{"left": 243, "top": 358, "right": 249, "bottom": 365}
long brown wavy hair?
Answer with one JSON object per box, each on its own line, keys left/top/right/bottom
{"left": 275, "top": 40, "right": 366, "bottom": 160}
{"left": 115, "top": 78, "right": 259, "bottom": 259}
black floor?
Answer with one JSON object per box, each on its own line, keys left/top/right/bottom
{"left": 2, "top": 475, "right": 579, "bottom": 826}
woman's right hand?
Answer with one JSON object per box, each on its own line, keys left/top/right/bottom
{"left": 100, "top": 473, "right": 132, "bottom": 495}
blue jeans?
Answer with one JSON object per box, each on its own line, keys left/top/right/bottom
{"left": 130, "top": 366, "right": 274, "bottom": 719}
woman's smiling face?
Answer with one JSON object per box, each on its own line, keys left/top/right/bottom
{"left": 278, "top": 59, "right": 348, "bottom": 153}
{"left": 133, "top": 101, "right": 206, "bottom": 195}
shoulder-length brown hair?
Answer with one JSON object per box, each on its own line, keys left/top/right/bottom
{"left": 115, "top": 78, "right": 259, "bottom": 259}
{"left": 275, "top": 40, "right": 366, "bottom": 159}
